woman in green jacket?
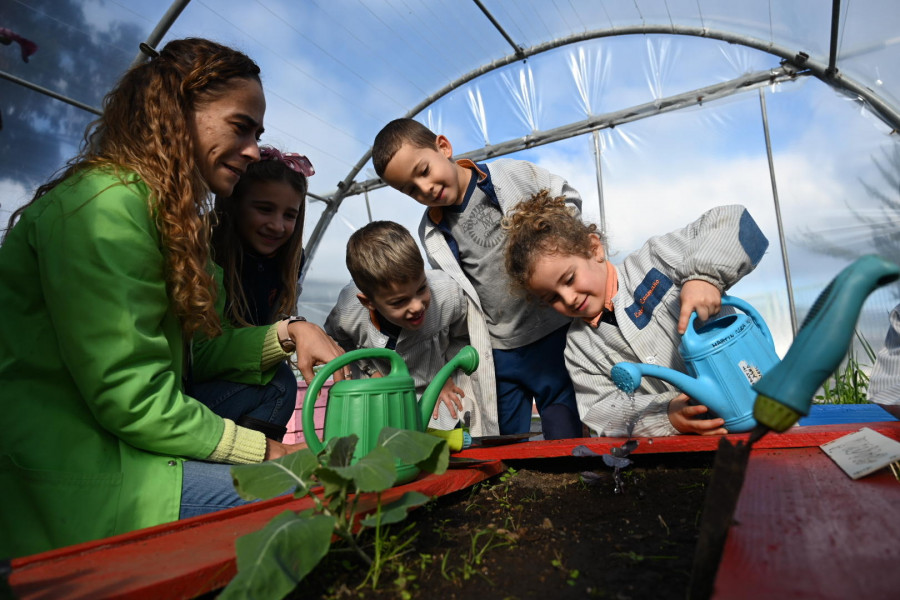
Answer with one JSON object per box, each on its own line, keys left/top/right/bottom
{"left": 0, "top": 37, "right": 346, "bottom": 559}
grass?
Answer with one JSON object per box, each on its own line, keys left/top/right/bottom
{"left": 814, "top": 330, "right": 876, "bottom": 405}
{"left": 346, "top": 467, "right": 524, "bottom": 594}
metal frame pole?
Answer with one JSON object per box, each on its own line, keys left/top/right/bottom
{"left": 303, "top": 24, "right": 900, "bottom": 272}
{"left": 129, "top": 0, "right": 192, "bottom": 69}
{"left": 591, "top": 129, "right": 607, "bottom": 233}
{"left": 0, "top": 69, "right": 100, "bottom": 115}
{"left": 759, "top": 87, "right": 799, "bottom": 336}
{"left": 364, "top": 189, "right": 373, "bottom": 223}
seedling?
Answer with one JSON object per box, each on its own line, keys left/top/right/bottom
{"left": 551, "top": 550, "right": 580, "bottom": 586}
{"left": 219, "top": 427, "right": 449, "bottom": 599}
{"left": 439, "top": 526, "right": 515, "bottom": 584}
{"left": 361, "top": 521, "right": 419, "bottom": 589}
{"left": 431, "top": 517, "right": 455, "bottom": 542}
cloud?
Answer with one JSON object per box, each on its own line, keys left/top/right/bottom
{"left": 0, "top": 178, "right": 31, "bottom": 227}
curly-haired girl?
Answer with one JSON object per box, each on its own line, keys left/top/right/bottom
{"left": 504, "top": 190, "right": 769, "bottom": 438}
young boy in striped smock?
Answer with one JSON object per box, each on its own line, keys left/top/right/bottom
{"left": 372, "top": 118, "right": 584, "bottom": 440}
{"left": 325, "top": 221, "right": 493, "bottom": 436}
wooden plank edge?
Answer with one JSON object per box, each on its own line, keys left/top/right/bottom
{"left": 455, "top": 421, "right": 900, "bottom": 461}
{"left": 10, "top": 461, "right": 505, "bottom": 600}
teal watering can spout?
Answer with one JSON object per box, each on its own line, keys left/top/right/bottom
{"left": 418, "top": 345, "right": 479, "bottom": 427}
{"left": 611, "top": 362, "right": 722, "bottom": 407}
{"left": 752, "top": 255, "right": 900, "bottom": 436}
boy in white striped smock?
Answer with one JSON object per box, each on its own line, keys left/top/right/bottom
{"left": 373, "top": 118, "right": 585, "bottom": 440}
{"left": 324, "top": 221, "right": 493, "bottom": 435}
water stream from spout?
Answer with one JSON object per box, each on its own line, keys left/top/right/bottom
{"left": 606, "top": 438, "right": 638, "bottom": 493}
{"left": 578, "top": 391, "right": 661, "bottom": 493}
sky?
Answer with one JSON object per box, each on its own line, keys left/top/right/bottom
{"left": 2, "top": 0, "right": 899, "bottom": 356}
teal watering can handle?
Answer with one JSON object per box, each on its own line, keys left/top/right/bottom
{"left": 685, "top": 295, "right": 775, "bottom": 347}
{"left": 721, "top": 295, "right": 775, "bottom": 347}
{"left": 301, "top": 348, "right": 410, "bottom": 453}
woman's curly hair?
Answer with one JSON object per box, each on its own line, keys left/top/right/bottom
{"left": 9, "top": 38, "right": 261, "bottom": 338}
{"left": 503, "top": 189, "right": 605, "bottom": 294}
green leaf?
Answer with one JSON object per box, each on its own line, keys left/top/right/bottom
{"left": 329, "top": 446, "right": 398, "bottom": 492}
{"left": 315, "top": 465, "right": 354, "bottom": 498}
{"left": 359, "top": 491, "right": 432, "bottom": 527}
{"left": 378, "top": 427, "right": 449, "bottom": 475}
{"left": 231, "top": 450, "right": 319, "bottom": 501}
{"left": 220, "top": 510, "right": 335, "bottom": 600}
{"left": 325, "top": 435, "right": 358, "bottom": 467}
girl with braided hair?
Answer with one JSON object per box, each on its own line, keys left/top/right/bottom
{"left": 0, "top": 38, "right": 344, "bottom": 557}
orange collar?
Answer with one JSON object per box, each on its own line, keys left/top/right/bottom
{"left": 455, "top": 158, "right": 487, "bottom": 180}
{"left": 584, "top": 261, "right": 618, "bottom": 328}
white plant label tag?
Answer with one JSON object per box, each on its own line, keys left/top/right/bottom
{"left": 820, "top": 427, "right": 900, "bottom": 480}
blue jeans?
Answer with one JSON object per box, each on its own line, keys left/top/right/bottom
{"left": 189, "top": 361, "right": 297, "bottom": 439}
{"left": 492, "top": 324, "right": 582, "bottom": 439}
{"left": 179, "top": 460, "right": 256, "bottom": 519}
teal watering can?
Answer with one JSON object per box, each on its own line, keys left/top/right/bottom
{"left": 610, "top": 295, "right": 780, "bottom": 433}
{"left": 302, "top": 345, "right": 479, "bottom": 483}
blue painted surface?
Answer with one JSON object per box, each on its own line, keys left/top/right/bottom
{"left": 797, "top": 403, "right": 898, "bottom": 426}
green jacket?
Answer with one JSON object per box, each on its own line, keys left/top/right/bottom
{"left": 192, "top": 266, "right": 274, "bottom": 385}
{"left": 0, "top": 169, "right": 271, "bottom": 558}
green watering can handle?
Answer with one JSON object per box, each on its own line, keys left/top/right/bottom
{"left": 301, "top": 348, "right": 411, "bottom": 453}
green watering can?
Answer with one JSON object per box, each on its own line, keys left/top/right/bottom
{"left": 301, "top": 345, "right": 479, "bottom": 483}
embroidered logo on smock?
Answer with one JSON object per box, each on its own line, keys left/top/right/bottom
{"left": 463, "top": 203, "right": 503, "bottom": 247}
{"left": 626, "top": 268, "right": 673, "bottom": 329}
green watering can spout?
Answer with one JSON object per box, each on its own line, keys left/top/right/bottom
{"left": 418, "top": 345, "right": 480, "bottom": 427}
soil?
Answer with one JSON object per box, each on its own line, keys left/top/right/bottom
{"left": 294, "top": 452, "right": 714, "bottom": 600}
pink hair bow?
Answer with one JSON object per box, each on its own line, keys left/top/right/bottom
{"left": 259, "top": 146, "right": 315, "bottom": 177}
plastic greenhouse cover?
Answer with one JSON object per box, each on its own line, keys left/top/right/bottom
{"left": 1, "top": 0, "right": 899, "bottom": 356}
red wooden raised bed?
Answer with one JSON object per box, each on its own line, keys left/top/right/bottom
{"left": 8, "top": 407, "right": 900, "bottom": 599}
{"left": 9, "top": 462, "right": 504, "bottom": 599}
{"left": 713, "top": 435, "right": 900, "bottom": 599}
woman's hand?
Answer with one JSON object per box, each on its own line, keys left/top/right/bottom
{"left": 434, "top": 379, "right": 465, "bottom": 420}
{"left": 667, "top": 394, "right": 728, "bottom": 435}
{"left": 285, "top": 320, "right": 350, "bottom": 383}
{"left": 678, "top": 279, "right": 722, "bottom": 334}
{"left": 264, "top": 438, "right": 308, "bottom": 461}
